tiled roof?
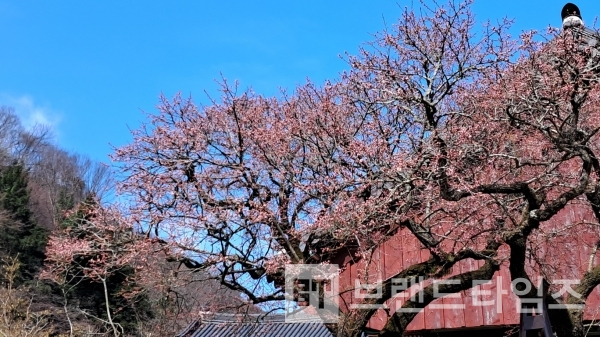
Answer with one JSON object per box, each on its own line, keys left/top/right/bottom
{"left": 176, "top": 313, "right": 333, "bottom": 337}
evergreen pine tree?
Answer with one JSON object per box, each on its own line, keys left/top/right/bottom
{"left": 0, "top": 162, "right": 48, "bottom": 280}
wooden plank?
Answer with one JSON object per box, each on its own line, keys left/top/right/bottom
{"left": 424, "top": 280, "right": 444, "bottom": 330}
{"left": 499, "top": 264, "right": 520, "bottom": 325}
{"left": 362, "top": 246, "right": 386, "bottom": 331}
{"left": 583, "top": 285, "right": 600, "bottom": 321}
{"left": 402, "top": 232, "right": 422, "bottom": 269}
{"left": 421, "top": 237, "right": 441, "bottom": 329}
{"left": 461, "top": 258, "right": 484, "bottom": 327}
{"left": 582, "top": 227, "right": 600, "bottom": 321}
{"left": 479, "top": 272, "right": 503, "bottom": 326}
{"left": 382, "top": 233, "right": 404, "bottom": 281}
{"left": 439, "top": 264, "right": 466, "bottom": 329}
{"left": 337, "top": 261, "right": 354, "bottom": 313}
{"left": 404, "top": 233, "right": 426, "bottom": 331}
{"left": 405, "top": 305, "right": 427, "bottom": 331}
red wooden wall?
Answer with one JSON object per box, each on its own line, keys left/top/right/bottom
{"left": 336, "top": 206, "right": 600, "bottom": 331}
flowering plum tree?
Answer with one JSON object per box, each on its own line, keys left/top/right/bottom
{"left": 42, "top": 196, "right": 257, "bottom": 336}
{"left": 41, "top": 198, "right": 149, "bottom": 336}
{"left": 113, "top": 1, "right": 600, "bottom": 336}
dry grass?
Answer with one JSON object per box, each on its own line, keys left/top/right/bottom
{"left": 0, "top": 256, "right": 53, "bottom": 337}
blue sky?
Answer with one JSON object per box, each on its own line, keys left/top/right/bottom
{"left": 1, "top": 1, "right": 599, "bottom": 164}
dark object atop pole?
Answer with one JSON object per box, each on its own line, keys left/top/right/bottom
{"left": 562, "top": 3, "right": 584, "bottom": 28}
{"left": 561, "top": 2, "right": 599, "bottom": 51}
{"left": 562, "top": 3, "right": 582, "bottom": 20}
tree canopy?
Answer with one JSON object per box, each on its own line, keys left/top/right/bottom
{"left": 106, "top": 1, "right": 600, "bottom": 336}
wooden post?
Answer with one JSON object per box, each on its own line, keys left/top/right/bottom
{"left": 519, "top": 280, "right": 553, "bottom": 337}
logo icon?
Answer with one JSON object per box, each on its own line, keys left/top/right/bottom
{"left": 284, "top": 264, "right": 339, "bottom": 323}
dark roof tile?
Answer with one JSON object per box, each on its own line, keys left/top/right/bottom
{"left": 176, "top": 314, "right": 333, "bottom": 337}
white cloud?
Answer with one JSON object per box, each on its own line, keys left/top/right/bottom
{"left": 0, "top": 93, "right": 62, "bottom": 134}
